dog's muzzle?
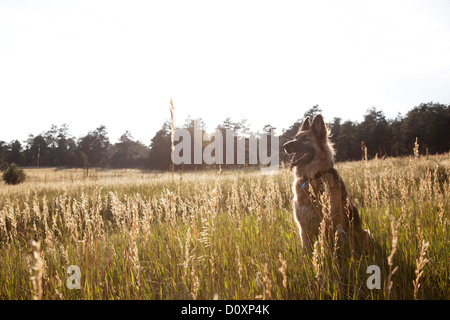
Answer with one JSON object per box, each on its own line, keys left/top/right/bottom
{"left": 283, "top": 140, "right": 315, "bottom": 169}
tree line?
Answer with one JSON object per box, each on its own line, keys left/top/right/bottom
{"left": 280, "top": 102, "right": 449, "bottom": 164}
{"left": 0, "top": 102, "right": 448, "bottom": 171}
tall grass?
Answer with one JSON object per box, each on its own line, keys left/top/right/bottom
{"left": 0, "top": 152, "right": 448, "bottom": 300}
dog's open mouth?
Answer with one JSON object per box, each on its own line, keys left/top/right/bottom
{"left": 290, "top": 152, "right": 310, "bottom": 169}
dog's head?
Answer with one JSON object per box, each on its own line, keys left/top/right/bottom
{"left": 283, "top": 114, "right": 335, "bottom": 178}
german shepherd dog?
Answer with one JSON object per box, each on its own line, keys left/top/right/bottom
{"left": 283, "top": 114, "right": 371, "bottom": 253}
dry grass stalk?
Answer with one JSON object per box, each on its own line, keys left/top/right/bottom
{"left": 312, "top": 241, "right": 322, "bottom": 279}
{"left": 169, "top": 98, "right": 175, "bottom": 151}
{"left": 318, "top": 183, "right": 333, "bottom": 253}
{"left": 262, "top": 263, "right": 273, "bottom": 300}
{"left": 333, "top": 229, "right": 340, "bottom": 261}
{"left": 182, "top": 227, "right": 193, "bottom": 284}
{"left": 363, "top": 144, "right": 371, "bottom": 207}
{"left": 129, "top": 204, "right": 141, "bottom": 291}
{"left": 169, "top": 98, "right": 176, "bottom": 187}
{"left": 278, "top": 252, "right": 287, "bottom": 290}
{"left": 413, "top": 137, "right": 419, "bottom": 158}
{"left": 30, "top": 240, "right": 44, "bottom": 300}
{"left": 190, "top": 266, "right": 200, "bottom": 300}
{"left": 413, "top": 220, "right": 430, "bottom": 300}
{"left": 409, "top": 137, "right": 419, "bottom": 178}
{"left": 236, "top": 245, "right": 243, "bottom": 286}
{"left": 386, "top": 213, "right": 398, "bottom": 300}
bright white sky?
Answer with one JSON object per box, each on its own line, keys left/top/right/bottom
{"left": 1, "top": 0, "right": 449, "bottom": 145}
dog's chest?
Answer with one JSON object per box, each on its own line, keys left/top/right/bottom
{"left": 292, "top": 179, "right": 321, "bottom": 225}
{"left": 293, "top": 178, "right": 320, "bottom": 205}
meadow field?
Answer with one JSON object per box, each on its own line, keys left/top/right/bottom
{"left": 0, "top": 152, "right": 448, "bottom": 300}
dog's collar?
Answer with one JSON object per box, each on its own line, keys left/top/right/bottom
{"left": 300, "top": 167, "right": 336, "bottom": 188}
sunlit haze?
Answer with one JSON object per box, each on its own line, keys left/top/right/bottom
{"left": 1, "top": 0, "right": 449, "bottom": 144}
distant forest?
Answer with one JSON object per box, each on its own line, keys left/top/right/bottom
{"left": 0, "top": 102, "right": 449, "bottom": 171}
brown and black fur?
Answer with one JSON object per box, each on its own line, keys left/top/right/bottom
{"left": 284, "top": 114, "right": 371, "bottom": 253}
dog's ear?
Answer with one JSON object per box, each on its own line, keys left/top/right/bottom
{"left": 311, "top": 114, "right": 327, "bottom": 142}
{"left": 299, "top": 116, "right": 311, "bottom": 132}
